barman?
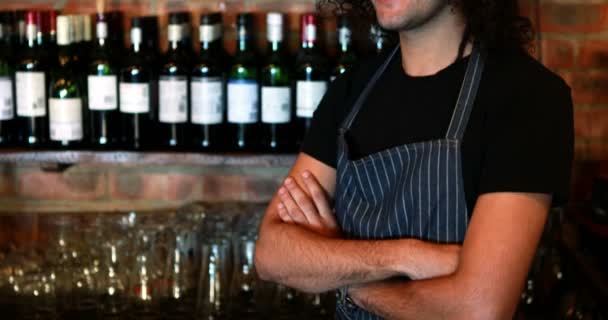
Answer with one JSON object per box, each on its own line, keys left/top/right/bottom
{"left": 255, "top": 0, "right": 574, "bottom": 318}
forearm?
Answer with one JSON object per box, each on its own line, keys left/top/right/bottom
{"left": 255, "top": 210, "right": 458, "bottom": 293}
{"left": 350, "top": 275, "right": 508, "bottom": 320}
{"left": 255, "top": 218, "right": 404, "bottom": 293}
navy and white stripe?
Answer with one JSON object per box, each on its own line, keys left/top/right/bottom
{"left": 335, "top": 45, "right": 486, "bottom": 320}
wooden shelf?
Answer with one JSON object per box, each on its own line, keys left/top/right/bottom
{"left": 0, "top": 150, "right": 297, "bottom": 167}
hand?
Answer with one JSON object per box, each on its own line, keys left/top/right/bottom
{"left": 276, "top": 171, "right": 342, "bottom": 238}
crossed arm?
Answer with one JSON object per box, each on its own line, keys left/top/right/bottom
{"left": 254, "top": 153, "right": 551, "bottom": 319}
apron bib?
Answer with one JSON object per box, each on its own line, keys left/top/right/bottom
{"left": 334, "top": 45, "right": 486, "bottom": 320}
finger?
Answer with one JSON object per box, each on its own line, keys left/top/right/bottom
{"left": 277, "top": 186, "right": 308, "bottom": 225}
{"left": 284, "top": 177, "right": 322, "bottom": 225}
{"left": 277, "top": 203, "right": 294, "bottom": 224}
{"left": 301, "top": 171, "right": 338, "bottom": 227}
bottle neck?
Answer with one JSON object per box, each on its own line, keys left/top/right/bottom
{"left": 96, "top": 22, "right": 108, "bottom": 48}
{"left": 57, "top": 44, "right": 73, "bottom": 67}
{"left": 237, "top": 38, "right": 252, "bottom": 52}
{"left": 167, "top": 24, "right": 184, "bottom": 51}
{"left": 200, "top": 39, "right": 221, "bottom": 52}
{"left": 26, "top": 24, "right": 37, "bottom": 48}
{"left": 236, "top": 25, "right": 252, "bottom": 53}
{"left": 338, "top": 27, "right": 352, "bottom": 53}
{"left": 301, "top": 40, "right": 316, "bottom": 50}
{"left": 268, "top": 40, "right": 284, "bottom": 53}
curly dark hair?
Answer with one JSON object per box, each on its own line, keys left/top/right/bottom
{"left": 317, "top": 0, "right": 535, "bottom": 52}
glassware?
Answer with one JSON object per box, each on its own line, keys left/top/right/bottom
{"left": 129, "top": 224, "right": 170, "bottom": 319}
{"left": 197, "top": 239, "right": 231, "bottom": 320}
{"left": 97, "top": 213, "right": 132, "bottom": 319}
{"left": 228, "top": 233, "right": 261, "bottom": 319}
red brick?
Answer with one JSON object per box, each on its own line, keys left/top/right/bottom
{"left": 17, "top": 169, "right": 106, "bottom": 200}
{"left": 579, "top": 40, "right": 608, "bottom": 69}
{"left": 242, "top": 176, "right": 282, "bottom": 202}
{"left": 587, "top": 108, "right": 608, "bottom": 139}
{"left": 519, "top": 0, "right": 539, "bottom": 30}
{"left": 574, "top": 109, "right": 592, "bottom": 139}
{"left": 166, "top": 174, "right": 200, "bottom": 201}
{"left": 539, "top": 4, "right": 608, "bottom": 33}
{"left": 574, "top": 140, "right": 590, "bottom": 161}
{"left": 587, "top": 141, "right": 608, "bottom": 161}
{"left": 0, "top": 171, "right": 15, "bottom": 197}
{"left": 570, "top": 71, "right": 608, "bottom": 105}
{"left": 541, "top": 39, "right": 575, "bottom": 70}
{"left": 201, "top": 175, "right": 246, "bottom": 202}
{"left": 109, "top": 171, "right": 201, "bottom": 201}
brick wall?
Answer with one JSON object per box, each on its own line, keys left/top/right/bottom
{"left": 1, "top": 0, "right": 607, "bottom": 212}
{"left": 520, "top": 0, "right": 608, "bottom": 199}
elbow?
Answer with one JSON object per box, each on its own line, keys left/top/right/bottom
{"left": 458, "top": 307, "right": 511, "bottom": 320}
{"left": 449, "top": 276, "right": 515, "bottom": 320}
{"left": 254, "top": 237, "right": 279, "bottom": 282}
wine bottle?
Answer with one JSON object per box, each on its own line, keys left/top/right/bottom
{"left": 294, "top": 13, "right": 328, "bottom": 147}
{"left": 119, "top": 17, "right": 154, "bottom": 150}
{"left": 227, "top": 13, "right": 260, "bottom": 152}
{"left": 46, "top": 11, "right": 58, "bottom": 62}
{"left": 48, "top": 15, "right": 85, "bottom": 149}
{"left": 0, "top": 12, "right": 15, "bottom": 147}
{"left": 87, "top": 13, "right": 120, "bottom": 149}
{"left": 190, "top": 12, "right": 226, "bottom": 152}
{"left": 70, "top": 15, "right": 84, "bottom": 72}
{"left": 157, "top": 12, "right": 191, "bottom": 149}
{"left": 140, "top": 16, "right": 160, "bottom": 129}
{"left": 174, "top": 11, "right": 192, "bottom": 54}
{"left": 15, "top": 11, "right": 48, "bottom": 148}
{"left": 331, "top": 15, "right": 357, "bottom": 81}
{"left": 260, "top": 13, "right": 293, "bottom": 153}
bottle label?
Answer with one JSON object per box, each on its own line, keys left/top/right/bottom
{"left": 191, "top": 77, "right": 223, "bottom": 125}
{"left": 49, "top": 98, "right": 83, "bottom": 141}
{"left": 228, "top": 80, "right": 259, "bottom": 124}
{"left": 16, "top": 72, "right": 46, "bottom": 117}
{"left": 159, "top": 76, "right": 188, "bottom": 123}
{"left": 88, "top": 75, "right": 118, "bottom": 111}
{"left": 296, "top": 81, "right": 327, "bottom": 118}
{"left": 262, "top": 86, "right": 290, "bottom": 124}
{"left": 0, "top": 77, "right": 14, "bottom": 120}
{"left": 119, "top": 82, "right": 150, "bottom": 114}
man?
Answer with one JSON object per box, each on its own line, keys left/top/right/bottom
{"left": 254, "top": 0, "right": 573, "bottom": 319}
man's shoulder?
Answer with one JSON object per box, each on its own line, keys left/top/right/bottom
{"left": 485, "top": 48, "right": 570, "bottom": 96}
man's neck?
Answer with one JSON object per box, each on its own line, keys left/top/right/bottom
{"left": 398, "top": 6, "right": 470, "bottom": 77}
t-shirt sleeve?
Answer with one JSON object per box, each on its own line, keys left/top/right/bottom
{"left": 300, "top": 72, "right": 352, "bottom": 168}
{"left": 478, "top": 77, "right": 574, "bottom": 207}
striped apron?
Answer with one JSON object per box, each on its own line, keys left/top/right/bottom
{"left": 334, "top": 45, "right": 486, "bottom": 320}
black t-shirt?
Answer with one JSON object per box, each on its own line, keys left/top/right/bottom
{"left": 302, "top": 47, "right": 574, "bottom": 212}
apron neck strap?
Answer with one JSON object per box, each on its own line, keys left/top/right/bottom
{"left": 340, "top": 45, "right": 400, "bottom": 132}
{"left": 445, "top": 44, "right": 487, "bottom": 140}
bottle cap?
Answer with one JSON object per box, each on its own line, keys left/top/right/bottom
{"left": 83, "top": 14, "right": 92, "bottom": 41}
{"left": 237, "top": 13, "right": 253, "bottom": 26}
{"left": 200, "top": 12, "right": 222, "bottom": 25}
{"left": 267, "top": 12, "right": 283, "bottom": 26}
{"left": 301, "top": 13, "right": 317, "bottom": 43}
{"left": 56, "top": 15, "right": 71, "bottom": 45}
